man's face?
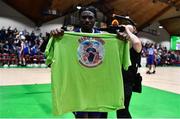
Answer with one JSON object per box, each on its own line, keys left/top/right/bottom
{"left": 80, "top": 11, "right": 95, "bottom": 31}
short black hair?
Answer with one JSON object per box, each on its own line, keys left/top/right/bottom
{"left": 79, "top": 6, "right": 97, "bottom": 18}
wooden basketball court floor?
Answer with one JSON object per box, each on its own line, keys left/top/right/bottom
{"left": 0, "top": 67, "right": 180, "bottom": 94}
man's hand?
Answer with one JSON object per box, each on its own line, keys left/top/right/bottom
{"left": 116, "top": 25, "right": 135, "bottom": 41}
{"left": 117, "top": 25, "right": 142, "bottom": 53}
{"left": 50, "top": 28, "right": 64, "bottom": 37}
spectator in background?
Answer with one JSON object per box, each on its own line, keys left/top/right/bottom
{"left": 0, "top": 40, "right": 3, "bottom": 53}
{"left": 19, "top": 36, "right": 30, "bottom": 66}
{"left": 9, "top": 39, "right": 17, "bottom": 54}
{"left": 30, "top": 31, "right": 36, "bottom": 41}
{"left": 2, "top": 40, "right": 10, "bottom": 65}
{"left": 146, "top": 43, "right": 156, "bottom": 74}
{"left": 3, "top": 40, "right": 10, "bottom": 54}
{"left": 0, "top": 27, "right": 52, "bottom": 66}
{"left": 168, "top": 51, "right": 176, "bottom": 65}
{"left": 40, "top": 32, "right": 50, "bottom": 52}
{"left": 30, "top": 40, "right": 39, "bottom": 56}
{"left": 0, "top": 26, "right": 6, "bottom": 41}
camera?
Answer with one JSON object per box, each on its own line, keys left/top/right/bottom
{"left": 117, "top": 26, "right": 125, "bottom": 32}
{"left": 100, "top": 14, "right": 135, "bottom": 34}
{"left": 108, "top": 25, "right": 125, "bottom": 33}
{"left": 110, "top": 18, "right": 126, "bottom": 33}
{"left": 111, "top": 14, "right": 136, "bottom": 33}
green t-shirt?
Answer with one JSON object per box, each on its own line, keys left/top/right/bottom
{"left": 45, "top": 32, "right": 131, "bottom": 115}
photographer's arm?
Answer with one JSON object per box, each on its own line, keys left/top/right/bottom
{"left": 117, "top": 25, "right": 142, "bottom": 53}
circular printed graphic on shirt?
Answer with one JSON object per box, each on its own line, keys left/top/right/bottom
{"left": 78, "top": 37, "right": 105, "bottom": 68}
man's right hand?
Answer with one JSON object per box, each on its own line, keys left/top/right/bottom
{"left": 50, "top": 29, "right": 64, "bottom": 37}
{"left": 116, "top": 25, "right": 136, "bottom": 41}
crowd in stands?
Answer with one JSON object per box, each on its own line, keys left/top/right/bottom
{"left": 0, "top": 26, "right": 50, "bottom": 67}
{"left": 0, "top": 26, "right": 180, "bottom": 67}
{"left": 142, "top": 42, "right": 180, "bottom": 66}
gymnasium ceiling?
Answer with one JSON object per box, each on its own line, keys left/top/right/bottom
{"left": 2, "top": 0, "right": 180, "bottom": 35}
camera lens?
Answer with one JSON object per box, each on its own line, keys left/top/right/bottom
{"left": 118, "top": 26, "right": 125, "bottom": 32}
